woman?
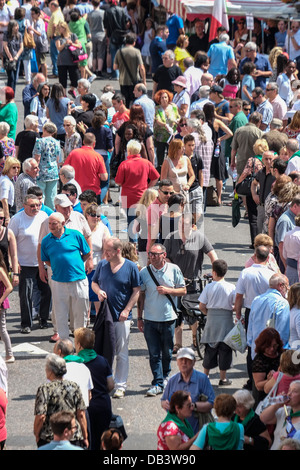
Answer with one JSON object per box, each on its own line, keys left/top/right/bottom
{"left": 157, "top": 390, "right": 197, "bottom": 450}
{"left": 203, "top": 102, "right": 233, "bottom": 206}
{"left": 46, "top": 82, "right": 70, "bottom": 144}
{"left": 153, "top": 89, "right": 180, "bottom": 172}
{"left": 0, "top": 206, "right": 18, "bottom": 284}
{"left": 30, "top": 82, "right": 50, "bottom": 135}
{"left": 174, "top": 35, "right": 192, "bottom": 73}
{"left": 0, "top": 87, "right": 18, "bottom": 140}
{"left": 74, "top": 327, "right": 114, "bottom": 451}
{"left": 0, "top": 250, "right": 13, "bottom": 363}
{"left": 172, "top": 76, "right": 190, "bottom": 118}
{"left": 191, "top": 394, "right": 244, "bottom": 450}
{"left": 101, "top": 428, "right": 124, "bottom": 450}
{"left": 218, "top": 67, "right": 241, "bottom": 100}
{"left": 174, "top": 117, "right": 189, "bottom": 140}
{"left": 113, "top": 123, "right": 147, "bottom": 171}
{"left": 83, "top": 203, "right": 110, "bottom": 320}
{"left": 0, "top": 122, "right": 15, "bottom": 172}
{"left": 33, "top": 353, "right": 88, "bottom": 448}
{"left": 63, "top": 115, "right": 82, "bottom": 160}
{"left": 32, "top": 121, "right": 61, "bottom": 210}
{"left": 3, "top": 20, "right": 23, "bottom": 92}
{"left": 160, "top": 138, "right": 195, "bottom": 198}
{"left": 264, "top": 349, "right": 300, "bottom": 396}
{"left": 30, "top": 6, "right": 48, "bottom": 79}
{"left": 74, "top": 93, "right": 96, "bottom": 131}
{"left": 55, "top": 21, "right": 81, "bottom": 96}
{"left": 245, "top": 233, "right": 280, "bottom": 273}
{"left": 232, "top": 389, "right": 271, "bottom": 450}
{"left": 284, "top": 110, "right": 300, "bottom": 139}
{"left": 15, "top": 115, "right": 39, "bottom": 165}
{"left": 14, "top": 7, "right": 32, "bottom": 85}
{"left": 251, "top": 328, "right": 283, "bottom": 408}
{"left": 0, "top": 156, "right": 20, "bottom": 224}
{"left": 234, "top": 18, "right": 248, "bottom": 47}
{"left": 288, "top": 283, "right": 300, "bottom": 350}
{"left": 68, "top": 9, "right": 89, "bottom": 79}
{"left": 262, "top": 174, "right": 292, "bottom": 236}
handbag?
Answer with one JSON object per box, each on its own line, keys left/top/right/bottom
{"left": 4, "top": 59, "right": 17, "bottom": 71}
{"left": 68, "top": 43, "right": 88, "bottom": 63}
{"left": 146, "top": 265, "right": 179, "bottom": 317}
{"left": 23, "top": 27, "right": 36, "bottom": 49}
{"left": 255, "top": 372, "right": 284, "bottom": 415}
{"left": 223, "top": 320, "right": 247, "bottom": 353}
{"left": 235, "top": 157, "right": 256, "bottom": 197}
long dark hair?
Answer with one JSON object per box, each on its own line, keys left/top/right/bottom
{"left": 50, "top": 83, "right": 64, "bottom": 112}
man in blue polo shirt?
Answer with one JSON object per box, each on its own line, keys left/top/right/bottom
{"left": 239, "top": 41, "right": 272, "bottom": 91}
{"left": 207, "top": 33, "right": 236, "bottom": 78}
{"left": 166, "top": 12, "right": 184, "bottom": 49}
{"left": 41, "top": 212, "right": 91, "bottom": 340}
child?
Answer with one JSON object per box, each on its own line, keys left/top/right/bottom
{"left": 140, "top": 18, "right": 155, "bottom": 76}
{"left": 0, "top": 250, "right": 14, "bottom": 363}
{"left": 241, "top": 62, "right": 256, "bottom": 106}
{"left": 198, "top": 259, "right": 236, "bottom": 386}
{"left": 183, "top": 134, "right": 204, "bottom": 226}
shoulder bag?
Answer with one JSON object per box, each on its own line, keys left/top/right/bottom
{"left": 255, "top": 372, "right": 284, "bottom": 415}
{"left": 235, "top": 157, "right": 256, "bottom": 197}
{"left": 24, "top": 27, "right": 36, "bottom": 49}
{"left": 119, "top": 48, "right": 139, "bottom": 86}
{"left": 146, "top": 265, "right": 179, "bottom": 317}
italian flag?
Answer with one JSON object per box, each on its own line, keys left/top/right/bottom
{"left": 209, "top": 0, "right": 229, "bottom": 42}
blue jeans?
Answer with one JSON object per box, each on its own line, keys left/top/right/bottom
{"left": 50, "top": 37, "right": 59, "bottom": 75}
{"left": 99, "top": 152, "right": 109, "bottom": 203}
{"left": 6, "top": 59, "right": 20, "bottom": 93}
{"left": 144, "top": 319, "right": 176, "bottom": 388}
{"left": 109, "top": 42, "right": 120, "bottom": 79}
{"left": 126, "top": 207, "right": 137, "bottom": 243}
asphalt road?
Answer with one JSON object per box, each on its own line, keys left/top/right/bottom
{"left": 0, "top": 62, "right": 253, "bottom": 452}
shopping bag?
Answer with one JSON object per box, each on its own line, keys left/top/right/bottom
{"left": 223, "top": 320, "right": 247, "bottom": 353}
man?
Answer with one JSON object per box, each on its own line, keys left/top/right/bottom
{"left": 103, "top": 0, "right": 127, "bottom": 79}
{"left": 78, "top": 189, "right": 112, "bottom": 234}
{"left": 189, "top": 85, "right": 211, "bottom": 114}
{"left": 113, "top": 32, "right": 146, "bottom": 109}
{"left": 152, "top": 50, "right": 182, "bottom": 99}
{"left": 247, "top": 273, "right": 290, "bottom": 361}
{"left": 239, "top": 41, "right": 272, "bottom": 91}
{"left": 64, "top": 133, "right": 107, "bottom": 201}
{"left": 133, "top": 83, "right": 155, "bottom": 131}
{"left": 283, "top": 215, "right": 300, "bottom": 285}
{"left": 41, "top": 212, "right": 91, "bottom": 340}
{"left": 230, "top": 111, "right": 263, "bottom": 178}
{"left": 47, "top": 1, "right": 64, "bottom": 78}
{"left": 38, "top": 411, "right": 83, "bottom": 451}
{"left": 111, "top": 92, "right": 130, "bottom": 131}
{"left": 251, "top": 150, "right": 276, "bottom": 234}
{"left": 61, "top": 183, "right": 81, "bottom": 212}
{"left": 190, "top": 72, "right": 214, "bottom": 105}
{"left": 266, "top": 82, "right": 287, "bottom": 121}
{"left": 149, "top": 25, "right": 169, "bottom": 75}
{"left": 187, "top": 19, "right": 209, "bottom": 56}
{"left": 252, "top": 87, "right": 274, "bottom": 131}
{"left": 207, "top": 33, "right": 236, "bottom": 78}
{"left": 161, "top": 347, "right": 214, "bottom": 433}
{"left": 8, "top": 195, "right": 51, "bottom": 334}
{"left": 91, "top": 237, "right": 141, "bottom": 399}
{"left": 285, "top": 139, "right": 300, "bottom": 175}
{"left": 22, "top": 73, "right": 46, "bottom": 118}
{"left": 59, "top": 164, "right": 82, "bottom": 198}
{"left": 137, "top": 243, "right": 186, "bottom": 396}
{"left": 224, "top": 98, "right": 248, "bottom": 164}
{"left": 146, "top": 179, "right": 174, "bottom": 253}
{"left": 115, "top": 139, "right": 159, "bottom": 242}
{"left": 183, "top": 57, "right": 203, "bottom": 99}
{"left": 27, "top": 185, "right": 53, "bottom": 216}
{"left": 275, "top": 195, "right": 300, "bottom": 271}
{"left": 166, "top": 11, "right": 184, "bottom": 50}
{"left": 284, "top": 20, "right": 300, "bottom": 62}
{"left": 14, "top": 158, "right": 39, "bottom": 212}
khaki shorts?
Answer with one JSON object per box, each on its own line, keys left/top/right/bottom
{"left": 36, "top": 50, "right": 46, "bottom": 65}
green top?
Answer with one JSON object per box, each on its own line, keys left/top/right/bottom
{"left": 0, "top": 102, "right": 18, "bottom": 140}
{"left": 225, "top": 110, "right": 248, "bottom": 159}
{"left": 162, "top": 411, "right": 194, "bottom": 439}
{"left": 206, "top": 421, "right": 241, "bottom": 450}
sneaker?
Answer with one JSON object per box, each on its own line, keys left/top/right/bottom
{"left": 218, "top": 379, "right": 232, "bottom": 386}
{"left": 146, "top": 385, "right": 163, "bottom": 397}
{"left": 88, "top": 74, "right": 97, "bottom": 83}
{"left": 20, "top": 327, "right": 31, "bottom": 334}
{"left": 5, "top": 356, "right": 15, "bottom": 363}
{"left": 113, "top": 388, "right": 125, "bottom": 399}
{"left": 50, "top": 333, "right": 60, "bottom": 343}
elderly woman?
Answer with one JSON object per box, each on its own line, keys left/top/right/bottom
{"left": 262, "top": 173, "right": 292, "bottom": 236}
{"left": 153, "top": 89, "right": 180, "bottom": 171}
{"left": 32, "top": 122, "right": 61, "bottom": 210}
{"left": 161, "top": 138, "right": 195, "bottom": 196}
{"left": 157, "top": 390, "right": 197, "bottom": 450}
{"left": 0, "top": 87, "right": 18, "bottom": 140}
{"left": 33, "top": 353, "right": 88, "bottom": 448}
{"left": 172, "top": 76, "right": 190, "bottom": 118}
{"left": 15, "top": 115, "right": 39, "bottom": 165}
{"left": 0, "top": 122, "right": 15, "bottom": 173}
{"left": 63, "top": 115, "right": 82, "bottom": 160}
{"left": 232, "top": 389, "right": 271, "bottom": 450}
{"left": 288, "top": 283, "right": 300, "bottom": 350}
{"left": 0, "top": 156, "right": 20, "bottom": 224}
{"left": 73, "top": 78, "right": 99, "bottom": 107}
{"left": 74, "top": 328, "right": 114, "bottom": 451}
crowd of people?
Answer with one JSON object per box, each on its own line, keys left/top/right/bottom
{"left": 0, "top": 0, "right": 300, "bottom": 452}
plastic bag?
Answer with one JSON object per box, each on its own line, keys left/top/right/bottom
{"left": 223, "top": 320, "right": 247, "bottom": 353}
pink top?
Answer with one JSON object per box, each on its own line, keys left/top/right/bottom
{"left": 272, "top": 371, "right": 300, "bottom": 395}
{"left": 0, "top": 281, "right": 9, "bottom": 310}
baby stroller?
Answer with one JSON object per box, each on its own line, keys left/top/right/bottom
{"left": 181, "top": 274, "right": 213, "bottom": 360}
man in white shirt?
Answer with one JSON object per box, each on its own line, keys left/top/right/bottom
{"left": 8, "top": 194, "right": 51, "bottom": 334}
{"left": 183, "top": 57, "right": 203, "bottom": 98}
{"left": 266, "top": 82, "right": 287, "bottom": 120}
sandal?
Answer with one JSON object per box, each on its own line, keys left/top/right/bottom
{"left": 172, "top": 343, "right": 182, "bottom": 354}
{"left": 193, "top": 335, "right": 197, "bottom": 349}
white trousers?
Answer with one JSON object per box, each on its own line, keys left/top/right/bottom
{"left": 113, "top": 320, "right": 131, "bottom": 391}
{"left": 51, "top": 278, "right": 89, "bottom": 339}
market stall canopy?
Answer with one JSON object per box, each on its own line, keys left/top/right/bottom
{"left": 159, "top": 0, "right": 298, "bottom": 21}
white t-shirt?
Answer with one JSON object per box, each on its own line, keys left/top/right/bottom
{"left": 198, "top": 279, "right": 236, "bottom": 310}
{"left": 8, "top": 210, "right": 48, "bottom": 266}
{"left": 91, "top": 222, "right": 110, "bottom": 267}
{"left": 235, "top": 264, "right": 275, "bottom": 309}
{"left": 0, "top": 175, "right": 14, "bottom": 206}
{"left": 64, "top": 362, "right": 93, "bottom": 407}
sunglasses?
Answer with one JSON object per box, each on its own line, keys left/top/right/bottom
{"left": 148, "top": 252, "right": 164, "bottom": 257}
{"left": 160, "top": 190, "right": 175, "bottom": 195}
{"left": 88, "top": 213, "right": 101, "bottom": 218}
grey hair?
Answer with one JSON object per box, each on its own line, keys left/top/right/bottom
{"left": 63, "top": 115, "right": 76, "bottom": 127}
{"left": 22, "top": 157, "right": 36, "bottom": 173}
{"left": 233, "top": 389, "right": 255, "bottom": 410}
{"left": 127, "top": 139, "right": 142, "bottom": 155}
{"left": 286, "top": 139, "right": 299, "bottom": 153}
{"left": 219, "top": 33, "right": 229, "bottom": 43}
{"left": 163, "top": 50, "right": 175, "bottom": 61}
{"left": 135, "top": 83, "right": 147, "bottom": 95}
{"left": 78, "top": 78, "right": 91, "bottom": 91}
{"left": 0, "top": 121, "right": 10, "bottom": 135}
{"left": 45, "top": 353, "right": 67, "bottom": 378}
{"left": 60, "top": 164, "right": 75, "bottom": 180}
{"left": 187, "top": 118, "right": 207, "bottom": 144}
{"left": 269, "top": 273, "right": 288, "bottom": 289}
{"left": 25, "top": 114, "right": 38, "bottom": 129}
{"left": 268, "top": 82, "right": 279, "bottom": 93}
{"left": 245, "top": 41, "right": 257, "bottom": 52}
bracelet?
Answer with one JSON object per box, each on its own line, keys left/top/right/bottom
{"left": 248, "top": 437, "right": 253, "bottom": 445}
{"left": 137, "top": 317, "right": 143, "bottom": 321}
{"left": 13, "top": 273, "right": 19, "bottom": 276}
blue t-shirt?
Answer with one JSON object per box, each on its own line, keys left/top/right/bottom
{"left": 41, "top": 227, "right": 90, "bottom": 282}
{"left": 38, "top": 440, "right": 83, "bottom": 450}
{"left": 46, "top": 97, "right": 70, "bottom": 135}
{"left": 149, "top": 36, "right": 167, "bottom": 73}
{"left": 207, "top": 42, "right": 235, "bottom": 77}
{"left": 166, "top": 14, "right": 184, "bottom": 46}
{"left": 241, "top": 74, "right": 255, "bottom": 100}
{"left": 92, "top": 258, "right": 141, "bottom": 321}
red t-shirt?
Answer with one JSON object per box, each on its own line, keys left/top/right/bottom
{"left": 111, "top": 110, "right": 130, "bottom": 130}
{"left": 115, "top": 154, "right": 159, "bottom": 208}
{"left": 64, "top": 146, "right": 107, "bottom": 195}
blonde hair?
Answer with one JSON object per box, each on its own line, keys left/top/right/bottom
{"left": 254, "top": 233, "right": 273, "bottom": 248}
{"left": 57, "top": 21, "right": 71, "bottom": 37}
{"left": 135, "top": 188, "right": 158, "bottom": 219}
{"left": 268, "top": 46, "right": 283, "bottom": 69}
{"left": 253, "top": 138, "right": 269, "bottom": 155}
{"left": 168, "top": 138, "right": 184, "bottom": 160}
{"left": 2, "top": 156, "right": 20, "bottom": 176}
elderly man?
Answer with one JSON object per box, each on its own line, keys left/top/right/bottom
{"left": 207, "top": 33, "right": 236, "bottom": 78}
{"left": 14, "top": 158, "right": 39, "bottom": 212}
{"left": 285, "top": 139, "right": 300, "bottom": 175}
{"left": 152, "top": 50, "right": 182, "bottom": 99}
{"left": 73, "top": 78, "right": 100, "bottom": 107}
{"left": 137, "top": 243, "right": 186, "bottom": 396}
{"left": 252, "top": 87, "right": 274, "bottom": 131}
{"left": 8, "top": 194, "right": 51, "bottom": 333}
{"left": 59, "top": 164, "right": 82, "bottom": 198}
{"left": 133, "top": 83, "right": 155, "bottom": 131}
{"left": 187, "top": 19, "right": 209, "bottom": 56}
{"left": 22, "top": 72, "right": 46, "bottom": 118}
{"left": 251, "top": 150, "right": 276, "bottom": 234}
{"left": 189, "top": 85, "right": 211, "bottom": 114}
{"left": 161, "top": 347, "right": 214, "bottom": 433}
{"left": 41, "top": 212, "right": 91, "bottom": 340}
{"left": 239, "top": 41, "right": 272, "bottom": 91}
{"left": 275, "top": 195, "right": 300, "bottom": 272}
{"left": 266, "top": 82, "right": 287, "bottom": 120}
{"left": 92, "top": 237, "right": 141, "bottom": 399}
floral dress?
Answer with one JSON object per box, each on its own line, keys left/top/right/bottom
{"left": 33, "top": 136, "right": 61, "bottom": 183}
{"left": 0, "top": 137, "right": 15, "bottom": 174}
{"left": 153, "top": 104, "right": 180, "bottom": 143}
